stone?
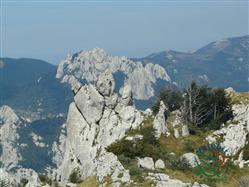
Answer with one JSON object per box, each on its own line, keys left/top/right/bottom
{"left": 155, "top": 159, "right": 165, "bottom": 169}
{"left": 137, "top": 157, "right": 155, "bottom": 170}
{"left": 74, "top": 84, "right": 105, "bottom": 124}
{"left": 174, "top": 128, "right": 180, "bottom": 139}
{"left": 96, "top": 70, "right": 115, "bottom": 97}
{"left": 0, "top": 106, "right": 22, "bottom": 171}
{"left": 182, "top": 125, "right": 190, "bottom": 137}
{"left": 221, "top": 123, "right": 247, "bottom": 156}
{"left": 153, "top": 101, "right": 168, "bottom": 139}
{"left": 180, "top": 153, "right": 200, "bottom": 168}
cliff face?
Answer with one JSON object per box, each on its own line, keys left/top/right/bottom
{"left": 53, "top": 70, "right": 144, "bottom": 185}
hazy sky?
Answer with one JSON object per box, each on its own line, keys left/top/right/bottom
{"left": 1, "top": 0, "right": 248, "bottom": 64}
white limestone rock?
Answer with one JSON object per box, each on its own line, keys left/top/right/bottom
{"left": 174, "top": 128, "right": 180, "bottom": 138}
{"left": 74, "top": 84, "right": 105, "bottom": 124}
{"left": 155, "top": 159, "right": 165, "bottom": 169}
{"left": 180, "top": 153, "right": 200, "bottom": 168}
{"left": 137, "top": 157, "right": 155, "bottom": 170}
{"left": 16, "top": 168, "right": 41, "bottom": 187}
{"left": 56, "top": 48, "right": 171, "bottom": 100}
{"left": 206, "top": 101, "right": 249, "bottom": 156}
{"left": 221, "top": 123, "right": 247, "bottom": 156}
{"left": 0, "top": 105, "right": 22, "bottom": 170}
{"left": 153, "top": 101, "right": 168, "bottom": 139}
{"left": 96, "top": 152, "right": 130, "bottom": 183}
{"left": 53, "top": 72, "right": 143, "bottom": 185}
{"left": 182, "top": 125, "right": 190, "bottom": 137}
{"left": 96, "top": 70, "right": 115, "bottom": 97}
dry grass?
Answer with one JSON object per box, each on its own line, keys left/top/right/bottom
{"left": 229, "top": 92, "right": 249, "bottom": 105}
{"left": 77, "top": 176, "right": 98, "bottom": 187}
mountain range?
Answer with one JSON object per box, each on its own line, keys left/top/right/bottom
{"left": 0, "top": 35, "right": 248, "bottom": 118}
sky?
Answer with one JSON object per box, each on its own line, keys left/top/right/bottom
{"left": 1, "top": 0, "right": 248, "bottom": 64}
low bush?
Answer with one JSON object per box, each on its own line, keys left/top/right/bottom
{"left": 69, "top": 168, "right": 82, "bottom": 183}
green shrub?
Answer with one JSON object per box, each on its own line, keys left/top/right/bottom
{"left": 107, "top": 126, "right": 162, "bottom": 161}
{"left": 0, "top": 180, "right": 10, "bottom": 187}
{"left": 129, "top": 166, "right": 142, "bottom": 176}
{"left": 20, "top": 178, "right": 29, "bottom": 187}
{"left": 69, "top": 168, "right": 82, "bottom": 183}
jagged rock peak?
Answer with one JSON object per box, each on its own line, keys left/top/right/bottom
{"left": 56, "top": 48, "right": 171, "bottom": 100}
{"left": 53, "top": 71, "right": 143, "bottom": 186}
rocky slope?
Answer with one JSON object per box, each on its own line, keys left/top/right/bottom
{"left": 206, "top": 89, "right": 249, "bottom": 167}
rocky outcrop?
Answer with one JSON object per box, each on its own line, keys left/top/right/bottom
{"left": 171, "top": 110, "right": 189, "bottom": 138}
{"left": 0, "top": 168, "right": 41, "bottom": 187}
{"left": 53, "top": 71, "right": 143, "bottom": 185}
{"left": 153, "top": 101, "right": 168, "bottom": 139}
{"left": 206, "top": 99, "right": 249, "bottom": 157}
{"left": 0, "top": 105, "right": 22, "bottom": 170}
{"left": 56, "top": 48, "right": 171, "bottom": 100}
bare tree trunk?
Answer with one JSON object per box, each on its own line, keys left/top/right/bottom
{"left": 214, "top": 104, "right": 217, "bottom": 120}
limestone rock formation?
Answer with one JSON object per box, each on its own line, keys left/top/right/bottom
{"left": 0, "top": 105, "right": 22, "bottom": 170}
{"left": 180, "top": 153, "right": 200, "bottom": 168}
{"left": 153, "top": 101, "right": 168, "bottom": 139}
{"left": 53, "top": 71, "right": 144, "bottom": 186}
{"left": 137, "top": 157, "right": 155, "bottom": 170}
{"left": 206, "top": 98, "right": 249, "bottom": 157}
{"left": 155, "top": 159, "right": 165, "bottom": 169}
{"left": 56, "top": 48, "right": 171, "bottom": 100}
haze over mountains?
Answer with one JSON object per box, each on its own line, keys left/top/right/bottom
{"left": 0, "top": 35, "right": 248, "bottom": 118}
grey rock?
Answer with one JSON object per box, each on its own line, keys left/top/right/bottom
{"left": 180, "top": 153, "right": 200, "bottom": 168}
{"left": 137, "top": 157, "right": 155, "bottom": 170}
{"left": 153, "top": 101, "right": 168, "bottom": 139}
{"left": 155, "top": 159, "right": 165, "bottom": 169}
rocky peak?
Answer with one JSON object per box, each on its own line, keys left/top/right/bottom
{"left": 0, "top": 105, "right": 21, "bottom": 171}
{"left": 0, "top": 105, "right": 19, "bottom": 125}
{"left": 53, "top": 71, "right": 144, "bottom": 185}
{"left": 56, "top": 48, "right": 171, "bottom": 100}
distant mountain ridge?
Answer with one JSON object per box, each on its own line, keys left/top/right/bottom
{"left": 138, "top": 35, "right": 249, "bottom": 91}
{"left": 0, "top": 35, "right": 248, "bottom": 118}
{"left": 0, "top": 58, "right": 72, "bottom": 119}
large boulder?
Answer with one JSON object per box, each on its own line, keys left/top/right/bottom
{"left": 180, "top": 153, "right": 200, "bottom": 168}
{"left": 155, "top": 159, "right": 165, "bottom": 169}
{"left": 74, "top": 84, "right": 105, "bottom": 124}
{"left": 137, "top": 157, "right": 155, "bottom": 170}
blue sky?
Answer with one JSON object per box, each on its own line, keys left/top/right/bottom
{"left": 1, "top": 0, "right": 248, "bottom": 64}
